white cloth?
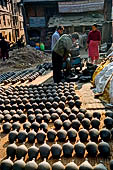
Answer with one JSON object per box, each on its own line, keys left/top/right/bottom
{"left": 51, "top": 31, "right": 60, "bottom": 51}
{"left": 109, "top": 76, "right": 113, "bottom": 104}
{"left": 94, "top": 62, "right": 113, "bottom": 93}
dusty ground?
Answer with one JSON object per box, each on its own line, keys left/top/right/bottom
{"left": 0, "top": 46, "right": 52, "bottom": 74}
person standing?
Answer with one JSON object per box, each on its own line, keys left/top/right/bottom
{"left": 52, "top": 33, "right": 79, "bottom": 83}
{"left": 87, "top": 24, "right": 101, "bottom": 64}
{"left": 51, "top": 25, "right": 64, "bottom": 51}
{"left": 0, "top": 36, "right": 10, "bottom": 61}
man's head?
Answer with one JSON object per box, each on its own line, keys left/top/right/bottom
{"left": 57, "top": 25, "right": 64, "bottom": 35}
{"left": 71, "top": 32, "right": 79, "bottom": 42}
{"left": 92, "top": 24, "right": 97, "bottom": 31}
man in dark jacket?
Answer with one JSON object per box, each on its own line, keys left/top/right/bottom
{"left": 52, "top": 32, "right": 79, "bottom": 83}
{"left": 0, "top": 36, "right": 10, "bottom": 61}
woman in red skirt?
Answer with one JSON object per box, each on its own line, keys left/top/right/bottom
{"left": 87, "top": 24, "right": 101, "bottom": 64}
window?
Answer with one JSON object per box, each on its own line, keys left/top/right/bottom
{"left": 9, "top": 32, "right": 11, "bottom": 41}
{"left": 7, "top": 19, "right": 10, "bottom": 26}
{"left": 3, "top": 15, "right": 6, "bottom": 25}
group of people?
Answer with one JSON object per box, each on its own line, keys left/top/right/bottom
{"left": 51, "top": 24, "right": 101, "bottom": 83}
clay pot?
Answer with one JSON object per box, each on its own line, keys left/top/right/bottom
{"left": 79, "top": 108, "right": 86, "bottom": 114}
{"left": 100, "top": 128, "right": 111, "bottom": 142}
{"left": 67, "top": 128, "right": 77, "bottom": 142}
{"left": 63, "top": 140, "right": 74, "bottom": 157}
{"left": 82, "top": 118, "right": 91, "bottom": 130}
{"left": 59, "top": 101, "right": 65, "bottom": 110}
{"left": 49, "top": 108, "right": 56, "bottom": 114}
{"left": 93, "top": 112, "right": 101, "bottom": 120}
{"left": 85, "top": 112, "right": 92, "bottom": 120}
{"left": 91, "top": 118, "right": 100, "bottom": 129}
{"left": 74, "top": 141, "right": 86, "bottom": 157}
{"left": 0, "top": 114, "right": 4, "bottom": 123}
{"left": 43, "top": 114, "right": 51, "bottom": 123}
{"left": 40, "top": 122, "right": 48, "bottom": 133}
{"left": 73, "top": 95, "right": 80, "bottom": 101}
{"left": 75, "top": 100, "right": 82, "bottom": 108}
{"left": 13, "top": 157, "right": 26, "bottom": 170}
{"left": 104, "top": 117, "right": 113, "bottom": 129}
{"left": 63, "top": 119, "right": 71, "bottom": 130}
{"left": 28, "top": 130, "right": 36, "bottom": 143}
{"left": 51, "top": 113, "right": 59, "bottom": 122}
{"left": 69, "top": 113, "right": 76, "bottom": 121}
{"left": 89, "top": 128, "right": 99, "bottom": 142}
{"left": 18, "top": 130, "right": 28, "bottom": 143}
{"left": 28, "top": 143, "right": 39, "bottom": 160}
{"left": 105, "top": 110, "right": 113, "bottom": 118}
{"left": 38, "top": 158, "right": 51, "bottom": 170}
{"left": 72, "top": 119, "right": 80, "bottom": 131}
{"left": 36, "top": 114, "right": 43, "bottom": 123}
{"left": 3, "top": 122, "right": 12, "bottom": 133}
{"left": 46, "top": 102, "right": 52, "bottom": 109}
{"left": 51, "top": 142, "right": 62, "bottom": 159}
{"left": 31, "top": 121, "right": 40, "bottom": 132}
{"left": 52, "top": 160, "right": 65, "bottom": 170}
{"left": 86, "top": 141, "right": 98, "bottom": 157}
{"left": 52, "top": 102, "right": 59, "bottom": 109}
{"left": 28, "top": 114, "right": 35, "bottom": 123}
{"left": 12, "top": 114, "right": 20, "bottom": 122}
{"left": 4, "top": 114, "right": 12, "bottom": 122}
{"left": 68, "top": 100, "right": 75, "bottom": 108}
{"left": 1, "top": 157, "right": 13, "bottom": 170}
{"left": 71, "top": 107, "right": 79, "bottom": 114}
{"left": 77, "top": 113, "right": 84, "bottom": 122}
{"left": 42, "top": 108, "right": 49, "bottom": 115}
{"left": 65, "top": 161, "right": 79, "bottom": 170}
{"left": 20, "top": 114, "right": 27, "bottom": 123}
{"left": 98, "top": 141, "right": 110, "bottom": 157}
{"left": 34, "top": 109, "right": 42, "bottom": 115}
{"left": 94, "top": 161, "right": 107, "bottom": 170}
{"left": 54, "top": 96, "right": 60, "bottom": 102}
{"left": 16, "top": 144, "right": 28, "bottom": 159}
{"left": 60, "top": 113, "right": 68, "bottom": 122}
{"left": 36, "top": 129, "right": 46, "bottom": 144}
{"left": 47, "top": 129, "right": 57, "bottom": 142}
{"left": 57, "top": 129, "right": 67, "bottom": 142}
{"left": 54, "top": 119, "right": 63, "bottom": 130}
{"left": 79, "top": 159, "right": 93, "bottom": 170}
{"left": 79, "top": 129, "right": 88, "bottom": 142}
{"left": 9, "top": 130, "right": 18, "bottom": 143}
{"left": 7, "top": 143, "right": 17, "bottom": 160}
{"left": 64, "top": 107, "right": 71, "bottom": 115}
{"left": 23, "top": 122, "right": 31, "bottom": 132}
{"left": 110, "top": 160, "right": 113, "bottom": 170}
{"left": 39, "top": 141, "right": 51, "bottom": 159}
{"left": 25, "top": 159, "right": 38, "bottom": 170}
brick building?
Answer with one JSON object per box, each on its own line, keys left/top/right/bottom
{"left": 0, "top": 0, "right": 24, "bottom": 43}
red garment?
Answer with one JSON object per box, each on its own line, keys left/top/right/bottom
{"left": 88, "top": 40, "right": 99, "bottom": 60}
{"left": 87, "top": 30, "right": 101, "bottom": 44}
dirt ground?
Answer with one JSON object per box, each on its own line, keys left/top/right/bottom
{"left": 0, "top": 46, "right": 52, "bottom": 74}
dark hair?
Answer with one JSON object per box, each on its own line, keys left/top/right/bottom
{"left": 57, "top": 25, "right": 64, "bottom": 31}
{"left": 92, "top": 23, "right": 97, "bottom": 28}
{"left": 72, "top": 32, "right": 79, "bottom": 40}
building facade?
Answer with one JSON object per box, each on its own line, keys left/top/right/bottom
{"left": 23, "top": 0, "right": 105, "bottom": 49}
{"left": 0, "top": 0, "right": 24, "bottom": 43}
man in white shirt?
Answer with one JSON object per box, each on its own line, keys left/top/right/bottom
{"left": 51, "top": 25, "right": 64, "bottom": 51}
